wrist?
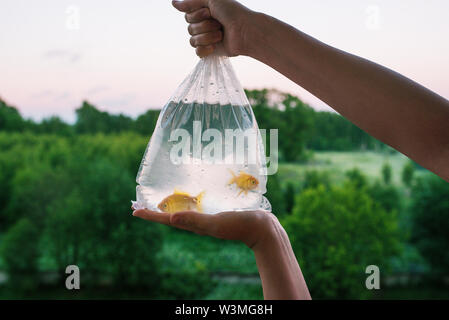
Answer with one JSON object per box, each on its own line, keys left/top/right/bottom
{"left": 240, "top": 11, "right": 271, "bottom": 59}
{"left": 248, "top": 212, "right": 284, "bottom": 252}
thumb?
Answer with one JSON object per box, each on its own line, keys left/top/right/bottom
{"left": 172, "top": 0, "right": 209, "bottom": 13}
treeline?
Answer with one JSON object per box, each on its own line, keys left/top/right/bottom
{"left": 1, "top": 90, "right": 385, "bottom": 161}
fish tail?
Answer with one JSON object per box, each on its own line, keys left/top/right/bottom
{"left": 196, "top": 191, "right": 205, "bottom": 213}
{"left": 228, "top": 169, "right": 237, "bottom": 185}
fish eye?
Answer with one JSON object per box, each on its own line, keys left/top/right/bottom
{"left": 163, "top": 204, "right": 167, "bottom": 208}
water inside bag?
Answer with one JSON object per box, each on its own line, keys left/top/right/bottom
{"left": 133, "top": 54, "right": 271, "bottom": 214}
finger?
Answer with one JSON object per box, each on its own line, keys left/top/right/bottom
{"left": 188, "top": 19, "right": 221, "bottom": 36}
{"left": 170, "top": 211, "right": 217, "bottom": 236}
{"left": 190, "top": 30, "right": 222, "bottom": 47}
{"left": 172, "top": 0, "right": 208, "bottom": 13}
{"left": 196, "top": 45, "right": 215, "bottom": 58}
{"left": 185, "top": 8, "right": 211, "bottom": 23}
{"left": 132, "top": 209, "right": 171, "bottom": 226}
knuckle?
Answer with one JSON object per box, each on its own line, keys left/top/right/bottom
{"left": 187, "top": 24, "right": 194, "bottom": 35}
{"left": 207, "top": 19, "right": 221, "bottom": 30}
{"left": 190, "top": 36, "right": 196, "bottom": 47}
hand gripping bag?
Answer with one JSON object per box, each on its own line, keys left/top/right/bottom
{"left": 133, "top": 51, "right": 271, "bottom": 214}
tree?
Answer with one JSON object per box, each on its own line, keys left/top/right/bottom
{"left": 410, "top": 174, "right": 449, "bottom": 274}
{"left": 301, "top": 170, "right": 331, "bottom": 191}
{"left": 38, "top": 116, "right": 73, "bottom": 135}
{"left": 0, "top": 99, "right": 27, "bottom": 132}
{"left": 284, "top": 182, "right": 297, "bottom": 214}
{"left": 283, "top": 183, "right": 401, "bottom": 299}
{"left": 345, "top": 168, "right": 367, "bottom": 189}
{"left": 381, "top": 162, "right": 393, "bottom": 185}
{"left": 401, "top": 161, "right": 415, "bottom": 187}
{"left": 265, "top": 173, "right": 286, "bottom": 215}
{"left": 135, "top": 110, "right": 160, "bottom": 136}
{"left": 278, "top": 94, "right": 312, "bottom": 162}
{"left": 0, "top": 218, "right": 40, "bottom": 293}
{"left": 42, "top": 158, "right": 163, "bottom": 288}
{"left": 368, "top": 181, "right": 401, "bottom": 213}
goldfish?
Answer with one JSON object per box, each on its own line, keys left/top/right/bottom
{"left": 228, "top": 169, "right": 259, "bottom": 196}
{"left": 157, "top": 189, "right": 205, "bottom": 213}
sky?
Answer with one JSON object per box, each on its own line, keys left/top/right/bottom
{"left": 1, "top": 0, "right": 448, "bottom": 123}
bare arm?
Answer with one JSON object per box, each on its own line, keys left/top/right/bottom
{"left": 133, "top": 209, "right": 311, "bottom": 300}
{"left": 173, "top": 0, "right": 449, "bottom": 182}
{"left": 246, "top": 13, "right": 449, "bottom": 181}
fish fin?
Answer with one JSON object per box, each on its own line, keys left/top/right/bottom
{"left": 237, "top": 189, "right": 244, "bottom": 197}
{"left": 228, "top": 169, "right": 237, "bottom": 185}
{"left": 174, "top": 188, "right": 190, "bottom": 197}
{"left": 196, "top": 191, "right": 205, "bottom": 213}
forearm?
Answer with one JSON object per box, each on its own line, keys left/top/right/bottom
{"left": 252, "top": 216, "right": 311, "bottom": 300}
{"left": 244, "top": 12, "right": 449, "bottom": 181}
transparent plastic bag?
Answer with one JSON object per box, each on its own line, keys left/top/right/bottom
{"left": 132, "top": 52, "right": 271, "bottom": 214}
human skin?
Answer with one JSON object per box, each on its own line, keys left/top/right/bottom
{"left": 172, "top": 0, "right": 449, "bottom": 183}
{"left": 132, "top": 209, "right": 312, "bottom": 300}
{"left": 134, "top": 0, "right": 449, "bottom": 300}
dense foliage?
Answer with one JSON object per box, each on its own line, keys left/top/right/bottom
{"left": 0, "top": 91, "right": 447, "bottom": 299}
{"left": 410, "top": 174, "right": 449, "bottom": 274}
{"left": 283, "top": 178, "right": 401, "bottom": 299}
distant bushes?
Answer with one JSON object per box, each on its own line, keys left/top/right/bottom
{"left": 283, "top": 173, "right": 402, "bottom": 299}
{"left": 410, "top": 174, "right": 449, "bottom": 275}
{"left": 0, "top": 132, "right": 163, "bottom": 293}
{"left": 2, "top": 89, "right": 385, "bottom": 162}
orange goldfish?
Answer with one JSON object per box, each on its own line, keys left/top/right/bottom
{"left": 158, "top": 189, "right": 205, "bottom": 213}
{"left": 228, "top": 169, "right": 259, "bottom": 196}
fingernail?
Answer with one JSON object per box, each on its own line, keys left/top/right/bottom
{"left": 132, "top": 211, "right": 141, "bottom": 217}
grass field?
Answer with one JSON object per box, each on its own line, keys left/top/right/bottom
{"left": 279, "top": 151, "right": 415, "bottom": 186}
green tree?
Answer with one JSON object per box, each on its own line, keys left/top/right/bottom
{"left": 0, "top": 218, "right": 40, "bottom": 293}
{"left": 135, "top": 110, "right": 160, "bottom": 136}
{"left": 38, "top": 116, "right": 73, "bottom": 135}
{"left": 284, "top": 182, "right": 297, "bottom": 214}
{"left": 0, "top": 218, "right": 39, "bottom": 273}
{"left": 401, "top": 161, "right": 415, "bottom": 187}
{"left": 302, "top": 170, "right": 331, "bottom": 191}
{"left": 381, "top": 162, "right": 393, "bottom": 185}
{"left": 345, "top": 168, "right": 367, "bottom": 189}
{"left": 43, "top": 158, "right": 163, "bottom": 288}
{"left": 283, "top": 184, "right": 400, "bottom": 299}
{"left": 0, "top": 99, "right": 26, "bottom": 132}
{"left": 279, "top": 94, "right": 312, "bottom": 162}
{"left": 410, "top": 174, "right": 449, "bottom": 274}
{"left": 368, "top": 181, "right": 401, "bottom": 213}
{"left": 266, "top": 173, "right": 286, "bottom": 215}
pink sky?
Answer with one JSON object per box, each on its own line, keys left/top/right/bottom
{"left": 1, "top": 0, "right": 448, "bottom": 122}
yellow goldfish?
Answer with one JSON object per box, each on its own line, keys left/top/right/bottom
{"left": 228, "top": 169, "right": 259, "bottom": 196}
{"left": 157, "top": 189, "right": 205, "bottom": 213}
